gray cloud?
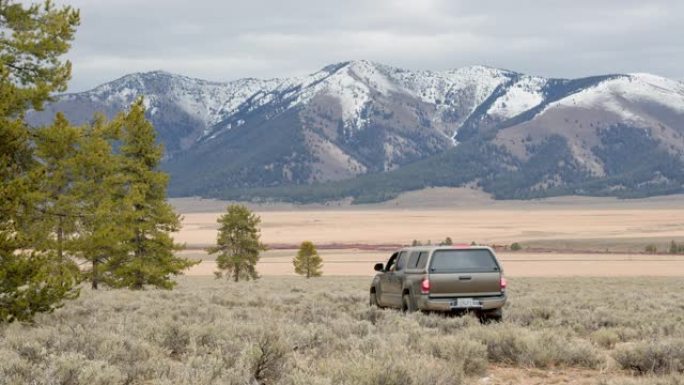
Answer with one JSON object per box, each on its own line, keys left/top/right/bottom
{"left": 52, "top": 0, "right": 684, "bottom": 91}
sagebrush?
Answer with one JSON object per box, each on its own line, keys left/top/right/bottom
{"left": 0, "top": 277, "right": 683, "bottom": 385}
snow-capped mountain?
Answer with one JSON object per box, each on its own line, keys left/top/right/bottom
{"left": 29, "top": 61, "right": 684, "bottom": 201}
{"left": 494, "top": 73, "right": 684, "bottom": 178}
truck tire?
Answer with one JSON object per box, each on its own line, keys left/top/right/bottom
{"left": 370, "top": 290, "right": 380, "bottom": 307}
{"left": 402, "top": 294, "right": 417, "bottom": 313}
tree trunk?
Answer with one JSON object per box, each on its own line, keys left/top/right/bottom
{"left": 134, "top": 227, "right": 144, "bottom": 288}
{"left": 91, "top": 259, "right": 99, "bottom": 290}
{"left": 57, "top": 216, "right": 64, "bottom": 260}
{"left": 306, "top": 259, "right": 310, "bottom": 278}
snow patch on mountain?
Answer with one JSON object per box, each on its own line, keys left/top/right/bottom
{"left": 625, "top": 73, "right": 684, "bottom": 113}
{"left": 263, "top": 60, "right": 406, "bottom": 129}
{"left": 388, "top": 65, "right": 510, "bottom": 117}
{"left": 542, "top": 73, "right": 684, "bottom": 123}
{"left": 71, "top": 71, "right": 285, "bottom": 137}
{"left": 488, "top": 76, "right": 546, "bottom": 118}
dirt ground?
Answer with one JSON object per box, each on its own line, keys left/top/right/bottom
{"left": 172, "top": 190, "right": 684, "bottom": 277}
{"left": 483, "top": 366, "right": 633, "bottom": 385}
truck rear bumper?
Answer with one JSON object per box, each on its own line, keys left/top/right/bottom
{"left": 416, "top": 293, "right": 506, "bottom": 312}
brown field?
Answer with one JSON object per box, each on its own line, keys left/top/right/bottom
{"left": 171, "top": 189, "right": 684, "bottom": 277}
{"left": 183, "top": 252, "right": 684, "bottom": 277}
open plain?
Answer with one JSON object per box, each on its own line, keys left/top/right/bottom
{"left": 2, "top": 190, "right": 684, "bottom": 385}
{"left": 172, "top": 189, "right": 684, "bottom": 278}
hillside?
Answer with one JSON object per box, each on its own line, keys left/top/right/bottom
{"left": 29, "top": 61, "right": 684, "bottom": 203}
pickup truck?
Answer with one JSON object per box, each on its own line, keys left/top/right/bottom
{"left": 369, "top": 245, "right": 507, "bottom": 321}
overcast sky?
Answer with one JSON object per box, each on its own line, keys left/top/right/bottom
{"left": 53, "top": 0, "right": 684, "bottom": 92}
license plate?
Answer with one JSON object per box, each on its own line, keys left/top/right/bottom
{"left": 451, "top": 298, "right": 480, "bottom": 308}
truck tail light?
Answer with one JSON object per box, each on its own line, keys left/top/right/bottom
{"left": 421, "top": 278, "right": 430, "bottom": 294}
{"left": 500, "top": 276, "right": 507, "bottom": 291}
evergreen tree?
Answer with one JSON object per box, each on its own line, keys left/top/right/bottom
{"left": 0, "top": 0, "right": 80, "bottom": 323}
{"left": 0, "top": 250, "right": 80, "bottom": 323}
{"left": 105, "top": 99, "right": 196, "bottom": 289}
{"left": 440, "top": 237, "right": 453, "bottom": 246}
{"left": 71, "top": 115, "right": 130, "bottom": 289}
{"left": 30, "top": 113, "right": 81, "bottom": 260}
{"left": 293, "top": 241, "right": 323, "bottom": 278}
{"left": 208, "top": 204, "right": 266, "bottom": 282}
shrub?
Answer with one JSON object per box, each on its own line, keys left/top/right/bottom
{"left": 423, "top": 336, "right": 488, "bottom": 376}
{"left": 160, "top": 322, "right": 191, "bottom": 357}
{"left": 644, "top": 244, "right": 658, "bottom": 254}
{"left": 2, "top": 276, "right": 684, "bottom": 384}
{"left": 669, "top": 241, "right": 684, "bottom": 254}
{"left": 0, "top": 350, "right": 33, "bottom": 384}
{"left": 466, "top": 326, "right": 603, "bottom": 369}
{"left": 249, "top": 331, "right": 291, "bottom": 385}
{"left": 510, "top": 242, "right": 523, "bottom": 251}
{"left": 613, "top": 340, "right": 684, "bottom": 375}
{"left": 75, "top": 360, "right": 126, "bottom": 385}
{"left": 590, "top": 328, "right": 621, "bottom": 348}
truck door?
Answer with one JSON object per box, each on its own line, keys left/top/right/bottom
{"left": 377, "top": 252, "right": 397, "bottom": 306}
{"left": 384, "top": 251, "right": 408, "bottom": 307}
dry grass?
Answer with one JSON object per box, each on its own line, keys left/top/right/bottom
{"left": 182, "top": 250, "right": 684, "bottom": 277}
{"left": 172, "top": 196, "right": 684, "bottom": 279}
{"left": 176, "top": 207, "right": 684, "bottom": 250}
{"left": 1, "top": 276, "right": 683, "bottom": 385}
{"left": 172, "top": 193, "right": 684, "bottom": 251}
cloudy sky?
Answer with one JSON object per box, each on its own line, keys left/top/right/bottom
{"left": 54, "top": 0, "right": 684, "bottom": 92}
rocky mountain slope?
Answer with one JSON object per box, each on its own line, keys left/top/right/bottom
{"left": 29, "top": 61, "right": 684, "bottom": 202}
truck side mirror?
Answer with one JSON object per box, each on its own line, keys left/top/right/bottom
{"left": 374, "top": 263, "right": 384, "bottom": 272}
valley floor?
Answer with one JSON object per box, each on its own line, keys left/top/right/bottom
{"left": 182, "top": 250, "right": 684, "bottom": 277}
{"left": 171, "top": 190, "right": 684, "bottom": 278}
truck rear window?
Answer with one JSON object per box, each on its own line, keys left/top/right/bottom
{"left": 429, "top": 249, "right": 500, "bottom": 273}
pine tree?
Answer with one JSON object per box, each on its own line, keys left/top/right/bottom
{"left": 30, "top": 113, "right": 81, "bottom": 260}
{"left": 0, "top": 0, "right": 80, "bottom": 323}
{"left": 208, "top": 204, "right": 267, "bottom": 282}
{"left": 71, "top": 115, "right": 130, "bottom": 289}
{"left": 105, "top": 99, "right": 197, "bottom": 289}
{"left": 293, "top": 241, "right": 323, "bottom": 278}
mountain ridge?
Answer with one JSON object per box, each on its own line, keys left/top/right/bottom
{"left": 28, "top": 61, "right": 684, "bottom": 203}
